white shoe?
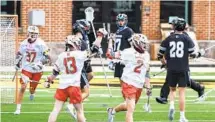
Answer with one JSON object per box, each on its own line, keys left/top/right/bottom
{"left": 14, "top": 109, "right": 20, "bottom": 115}
{"left": 179, "top": 117, "right": 188, "bottom": 122}
{"left": 168, "top": 109, "right": 175, "bottom": 121}
{"left": 107, "top": 108, "right": 114, "bottom": 122}
{"left": 66, "top": 104, "right": 77, "bottom": 120}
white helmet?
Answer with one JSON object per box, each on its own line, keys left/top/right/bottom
{"left": 132, "top": 34, "right": 149, "bottom": 53}
{"left": 65, "top": 35, "right": 82, "bottom": 51}
{"left": 27, "top": 26, "right": 39, "bottom": 43}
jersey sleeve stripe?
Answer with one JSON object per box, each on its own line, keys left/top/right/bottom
{"left": 159, "top": 46, "right": 166, "bottom": 51}
{"left": 188, "top": 47, "right": 195, "bottom": 52}
{"left": 128, "top": 37, "right": 132, "bottom": 42}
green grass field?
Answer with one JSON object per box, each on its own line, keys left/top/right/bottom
{"left": 1, "top": 87, "right": 215, "bottom": 122}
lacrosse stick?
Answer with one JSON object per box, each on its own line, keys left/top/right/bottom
{"left": 30, "top": 80, "right": 41, "bottom": 84}
{"left": 143, "top": 85, "right": 153, "bottom": 113}
{"left": 12, "top": 70, "right": 18, "bottom": 82}
{"left": 204, "top": 44, "right": 215, "bottom": 51}
{"left": 151, "top": 69, "right": 166, "bottom": 78}
{"left": 195, "top": 87, "right": 215, "bottom": 102}
{"left": 85, "top": 7, "right": 112, "bottom": 97}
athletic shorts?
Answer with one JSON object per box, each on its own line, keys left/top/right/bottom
{"left": 114, "top": 63, "right": 125, "bottom": 78}
{"left": 20, "top": 69, "right": 42, "bottom": 90}
{"left": 55, "top": 86, "right": 82, "bottom": 104}
{"left": 167, "top": 70, "right": 189, "bottom": 87}
{"left": 80, "top": 72, "right": 89, "bottom": 89}
{"left": 121, "top": 81, "right": 142, "bottom": 104}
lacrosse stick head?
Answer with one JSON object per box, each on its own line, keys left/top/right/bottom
{"left": 144, "top": 103, "right": 152, "bottom": 113}
{"left": 85, "top": 7, "right": 94, "bottom": 22}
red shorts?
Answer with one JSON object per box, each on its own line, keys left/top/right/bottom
{"left": 121, "top": 81, "right": 142, "bottom": 103}
{"left": 55, "top": 86, "right": 82, "bottom": 104}
{"left": 20, "top": 70, "right": 42, "bottom": 89}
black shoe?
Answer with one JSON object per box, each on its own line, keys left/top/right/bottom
{"left": 198, "top": 86, "right": 205, "bottom": 97}
{"left": 155, "top": 97, "right": 168, "bottom": 104}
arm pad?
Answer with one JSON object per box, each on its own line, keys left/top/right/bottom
{"left": 52, "top": 69, "right": 59, "bottom": 76}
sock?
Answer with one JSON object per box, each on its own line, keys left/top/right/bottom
{"left": 169, "top": 101, "right": 174, "bottom": 109}
{"left": 180, "top": 111, "right": 185, "bottom": 118}
{"left": 111, "top": 108, "right": 116, "bottom": 115}
{"left": 17, "top": 104, "right": 21, "bottom": 110}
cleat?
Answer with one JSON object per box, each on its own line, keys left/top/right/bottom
{"left": 107, "top": 108, "right": 114, "bottom": 122}
{"left": 156, "top": 97, "right": 168, "bottom": 104}
{"left": 66, "top": 104, "right": 77, "bottom": 120}
{"left": 168, "top": 109, "right": 175, "bottom": 121}
{"left": 14, "top": 109, "right": 20, "bottom": 115}
{"left": 198, "top": 86, "right": 205, "bottom": 97}
{"left": 29, "top": 94, "right": 34, "bottom": 101}
{"left": 179, "top": 117, "right": 188, "bottom": 122}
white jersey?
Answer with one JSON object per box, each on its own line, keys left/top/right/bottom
{"left": 54, "top": 50, "right": 87, "bottom": 89}
{"left": 120, "top": 48, "right": 150, "bottom": 88}
{"left": 18, "top": 38, "right": 48, "bottom": 73}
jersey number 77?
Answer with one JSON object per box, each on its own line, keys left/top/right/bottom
{"left": 63, "top": 57, "right": 77, "bottom": 74}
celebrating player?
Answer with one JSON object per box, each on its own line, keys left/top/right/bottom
{"left": 46, "top": 35, "right": 88, "bottom": 122}
{"left": 67, "top": 19, "right": 108, "bottom": 120}
{"left": 157, "top": 18, "right": 205, "bottom": 122}
{"left": 106, "top": 13, "right": 134, "bottom": 81}
{"left": 14, "top": 26, "right": 50, "bottom": 115}
{"left": 107, "top": 34, "right": 151, "bottom": 122}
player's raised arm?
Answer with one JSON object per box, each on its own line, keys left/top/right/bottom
{"left": 90, "top": 28, "right": 108, "bottom": 55}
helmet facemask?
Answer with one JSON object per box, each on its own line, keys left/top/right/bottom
{"left": 27, "top": 32, "right": 39, "bottom": 43}
{"left": 116, "top": 14, "right": 128, "bottom": 28}
{"left": 27, "top": 26, "right": 39, "bottom": 43}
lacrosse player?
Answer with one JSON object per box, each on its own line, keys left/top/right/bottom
{"left": 107, "top": 34, "right": 151, "bottom": 122}
{"left": 45, "top": 35, "right": 90, "bottom": 122}
{"left": 14, "top": 26, "right": 50, "bottom": 115}
{"left": 157, "top": 18, "right": 205, "bottom": 122}
{"left": 67, "top": 20, "right": 107, "bottom": 119}
{"left": 156, "top": 19, "right": 205, "bottom": 104}
{"left": 106, "top": 13, "right": 134, "bottom": 81}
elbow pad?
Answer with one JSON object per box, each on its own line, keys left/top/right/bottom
{"left": 90, "top": 44, "right": 100, "bottom": 53}
{"left": 52, "top": 69, "right": 59, "bottom": 76}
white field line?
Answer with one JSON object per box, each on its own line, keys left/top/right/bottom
{"left": 2, "top": 111, "right": 215, "bottom": 113}
{"left": 35, "top": 89, "right": 215, "bottom": 91}
{"left": 1, "top": 75, "right": 215, "bottom": 80}
{"left": 9, "top": 101, "right": 215, "bottom": 105}
{"left": 22, "top": 94, "right": 215, "bottom": 98}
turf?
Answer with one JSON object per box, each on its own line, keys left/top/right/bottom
{"left": 1, "top": 87, "right": 215, "bottom": 122}
{"left": 1, "top": 71, "right": 215, "bottom": 76}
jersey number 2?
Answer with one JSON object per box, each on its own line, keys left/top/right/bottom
{"left": 64, "top": 57, "right": 77, "bottom": 74}
{"left": 134, "top": 64, "right": 143, "bottom": 73}
{"left": 170, "top": 41, "right": 184, "bottom": 58}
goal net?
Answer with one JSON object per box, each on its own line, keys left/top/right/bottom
{"left": 0, "top": 15, "right": 18, "bottom": 104}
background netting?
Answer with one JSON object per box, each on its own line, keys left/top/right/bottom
{"left": 0, "top": 15, "right": 18, "bottom": 104}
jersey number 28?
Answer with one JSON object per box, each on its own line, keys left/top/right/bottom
{"left": 64, "top": 57, "right": 77, "bottom": 74}
{"left": 170, "top": 41, "right": 184, "bottom": 58}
